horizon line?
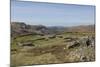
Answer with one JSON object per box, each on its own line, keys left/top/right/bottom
{"left": 11, "top": 21, "right": 95, "bottom": 27}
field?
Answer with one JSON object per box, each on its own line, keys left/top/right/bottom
{"left": 11, "top": 32, "right": 95, "bottom": 66}
{"left": 11, "top": 0, "right": 95, "bottom": 66}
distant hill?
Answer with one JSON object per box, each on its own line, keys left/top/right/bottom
{"left": 65, "top": 25, "right": 95, "bottom": 33}
{"left": 11, "top": 22, "right": 50, "bottom": 37}
{"left": 11, "top": 22, "right": 95, "bottom": 38}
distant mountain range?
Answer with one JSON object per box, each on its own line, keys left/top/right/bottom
{"left": 11, "top": 22, "right": 95, "bottom": 37}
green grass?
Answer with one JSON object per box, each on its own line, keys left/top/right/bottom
{"left": 11, "top": 32, "right": 95, "bottom": 66}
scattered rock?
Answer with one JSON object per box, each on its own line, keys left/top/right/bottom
{"left": 57, "top": 35, "right": 63, "bottom": 38}
{"left": 68, "top": 41, "right": 80, "bottom": 49}
{"left": 48, "top": 35, "right": 56, "bottom": 39}
{"left": 86, "top": 39, "right": 92, "bottom": 46}
{"left": 18, "top": 42, "right": 34, "bottom": 47}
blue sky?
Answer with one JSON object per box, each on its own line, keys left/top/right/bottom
{"left": 11, "top": 0, "right": 95, "bottom": 26}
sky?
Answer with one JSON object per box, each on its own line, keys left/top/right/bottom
{"left": 11, "top": 0, "right": 95, "bottom": 26}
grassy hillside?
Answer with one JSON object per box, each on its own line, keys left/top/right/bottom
{"left": 11, "top": 22, "right": 95, "bottom": 66}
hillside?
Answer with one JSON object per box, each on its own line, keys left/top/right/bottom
{"left": 11, "top": 22, "right": 95, "bottom": 38}
{"left": 11, "top": 22, "right": 50, "bottom": 37}
{"left": 65, "top": 25, "right": 95, "bottom": 33}
{"left": 11, "top": 22, "right": 95, "bottom": 66}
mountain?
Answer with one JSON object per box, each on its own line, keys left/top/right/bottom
{"left": 11, "top": 22, "right": 95, "bottom": 38}
{"left": 65, "top": 25, "right": 95, "bottom": 33}
{"left": 11, "top": 22, "right": 50, "bottom": 38}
